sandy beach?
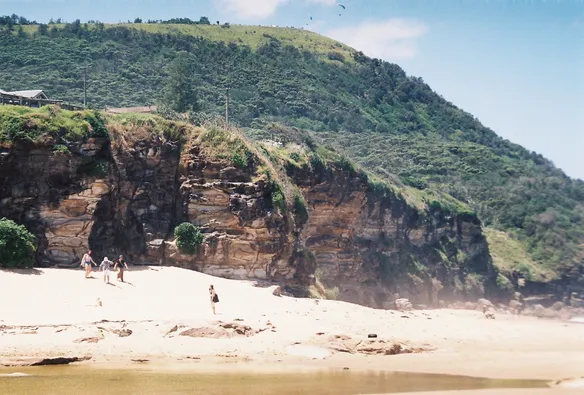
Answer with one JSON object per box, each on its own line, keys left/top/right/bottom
{"left": 1, "top": 266, "right": 584, "bottom": 394}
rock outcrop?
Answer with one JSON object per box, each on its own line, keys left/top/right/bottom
{"left": 289, "top": 164, "right": 495, "bottom": 307}
{"left": 0, "top": 138, "right": 110, "bottom": 265}
{"left": 395, "top": 298, "right": 414, "bottom": 312}
{"left": 0, "top": 356, "right": 92, "bottom": 367}
{"left": 0, "top": 117, "right": 497, "bottom": 309}
{"left": 164, "top": 141, "right": 293, "bottom": 280}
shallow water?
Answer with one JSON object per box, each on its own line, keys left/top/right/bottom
{"left": 0, "top": 365, "right": 547, "bottom": 395}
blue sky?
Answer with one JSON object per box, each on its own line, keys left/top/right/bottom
{"left": 3, "top": 0, "right": 583, "bottom": 179}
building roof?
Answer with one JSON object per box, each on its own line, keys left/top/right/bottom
{"left": 7, "top": 90, "right": 46, "bottom": 99}
{"left": 106, "top": 106, "right": 158, "bottom": 114}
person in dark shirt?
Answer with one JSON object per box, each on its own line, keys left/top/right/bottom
{"left": 114, "top": 255, "right": 129, "bottom": 282}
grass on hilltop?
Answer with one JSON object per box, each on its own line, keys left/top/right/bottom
{"left": 21, "top": 22, "right": 356, "bottom": 63}
{"left": 0, "top": 104, "right": 107, "bottom": 145}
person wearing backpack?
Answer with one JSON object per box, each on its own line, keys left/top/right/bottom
{"left": 209, "top": 284, "right": 219, "bottom": 315}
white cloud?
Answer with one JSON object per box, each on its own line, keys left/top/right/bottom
{"left": 215, "top": 0, "right": 339, "bottom": 20}
{"left": 215, "top": 0, "right": 290, "bottom": 20}
{"left": 306, "top": 0, "right": 337, "bottom": 5}
{"left": 326, "top": 19, "right": 429, "bottom": 61}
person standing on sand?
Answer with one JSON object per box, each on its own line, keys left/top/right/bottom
{"left": 80, "top": 250, "right": 97, "bottom": 278}
{"left": 99, "top": 257, "right": 113, "bottom": 284}
{"left": 114, "top": 255, "right": 129, "bottom": 282}
{"left": 209, "top": 285, "right": 219, "bottom": 315}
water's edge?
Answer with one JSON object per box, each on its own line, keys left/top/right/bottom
{"left": 0, "top": 364, "right": 549, "bottom": 395}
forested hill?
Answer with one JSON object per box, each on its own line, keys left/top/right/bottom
{"left": 1, "top": 19, "right": 583, "bottom": 285}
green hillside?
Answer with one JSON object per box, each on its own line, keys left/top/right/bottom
{"left": 1, "top": 19, "right": 583, "bottom": 284}
{"left": 19, "top": 22, "right": 357, "bottom": 60}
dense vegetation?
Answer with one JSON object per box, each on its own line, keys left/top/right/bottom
{"left": 0, "top": 17, "right": 583, "bottom": 283}
{"left": 0, "top": 105, "right": 107, "bottom": 144}
{"left": 0, "top": 218, "right": 36, "bottom": 268}
{"left": 174, "top": 222, "right": 204, "bottom": 255}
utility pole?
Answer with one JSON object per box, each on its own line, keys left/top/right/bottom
{"left": 225, "top": 88, "right": 230, "bottom": 127}
{"left": 83, "top": 65, "right": 87, "bottom": 108}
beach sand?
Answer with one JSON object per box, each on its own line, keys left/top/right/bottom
{"left": 1, "top": 266, "right": 583, "bottom": 394}
{"left": 390, "top": 391, "right": 584, "bottom": 395}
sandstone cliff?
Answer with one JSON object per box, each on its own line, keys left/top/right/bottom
{"left": 290, "top": 164, "right": 493, "bottom": 307}
{"left": 0, "top": 108, "right": 497, "bottom": 308}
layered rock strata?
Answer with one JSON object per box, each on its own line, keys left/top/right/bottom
{"left": 0, "top": 130, "right": 494, "bottom": 307}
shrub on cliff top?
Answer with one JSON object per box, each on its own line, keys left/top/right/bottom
{"left": 0, "top": 105, "right": 105, "bottom": 145}
{"left": 0, "top": 218, "right": 36, "bottom": 268}
{"left": 108, "top": 113, "right": 191, "bottom": 147}
{"left": 197, "top": 126, "right": 256, "bottom": 168}
{"left": 174, "top": 222, "right": 204, "bottom": 255}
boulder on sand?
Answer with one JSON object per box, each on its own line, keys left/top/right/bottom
{"left": 0, "top": 356, "right": 92, "bottom": 367}
{"left": 395, "top": 298, "right": 413, "bottom": 312}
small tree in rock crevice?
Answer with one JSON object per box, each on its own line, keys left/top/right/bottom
{"left": 0, "top": 218, "right": 36, "bottom": 268}
{"left": 174, "top": 222, "right": 204, "bottom": 255}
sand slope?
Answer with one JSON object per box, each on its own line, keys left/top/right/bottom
{"left": 1, "top": 267, "right": 584, "bottom": 384}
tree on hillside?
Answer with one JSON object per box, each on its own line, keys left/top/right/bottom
{"left": 199, "top": 16, "right": 210, "bottom": 25}
{"left": 162, "top": 51, "right": 200, "bottom": 113}
{"left": 37, "top": 23, "right": 48, "bottom": 35}
{"left": 17, "top": 25, "right": 25, "bottom": 38}
{"left": 134, "top": 17, "right": 142, "bottom": 23}
{"left": 0, "top": 218, "right": 36, "bottom": 268}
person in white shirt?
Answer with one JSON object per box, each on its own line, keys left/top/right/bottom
{"left": 99, "top": 257, "right": 113, "bottom": 284}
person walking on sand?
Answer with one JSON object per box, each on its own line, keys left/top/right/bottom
{"left": 209, "top": 285, "right": 219, "bottom": 315}
{"left": 114, "top": 255, "right": 129, "bottom": 282}
{"left": 99, "top": 257, "right": 113, "bottom": 284}
{"left": 80, "top": 250, "right": 97, "bottom": 278}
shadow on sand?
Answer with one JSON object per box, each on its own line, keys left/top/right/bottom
{"left": 1, "top": 268, "right": 43, "bottom": 275}
{"left": 129, "top": 266, "right": 161, "bottom": 272}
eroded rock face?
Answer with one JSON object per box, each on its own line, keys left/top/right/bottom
{"left": 289, "top": 165, "right": 495, "bottom": 307}
{"left": 0, "top": 139, "right": 110, "bottom": 265}
{"left": 0, "top": 133, "right": 494, "bottom": 308}
{"left": 99, "top": 133, "right": 183, "bottom": 263}
{"left": 41, "top": 181, "right": 110, "bottom": 265}
{"left": 163, "top": 143, "right": 295, "bottom": 281}
{"left": 0, "top": 135, "right": 296, "bottom": 280}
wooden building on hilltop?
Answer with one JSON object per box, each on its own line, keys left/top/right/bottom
{"left": 0, "top": 88, "right": 83, "bottom": 110}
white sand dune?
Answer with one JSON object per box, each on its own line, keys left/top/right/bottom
{"left": 1, "top": 266, "right": 584, "bottom": 385}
